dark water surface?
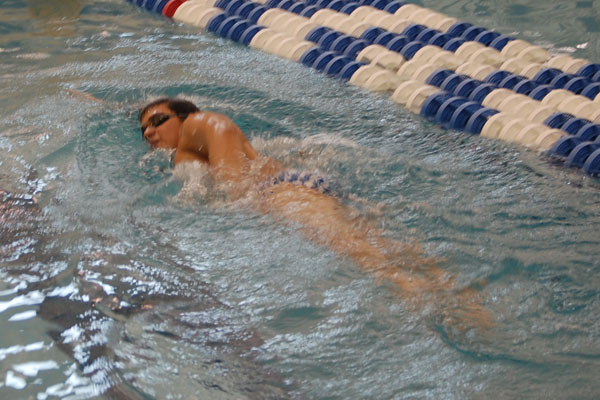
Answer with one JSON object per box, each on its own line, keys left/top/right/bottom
{"left": 1, "top": 0, "right": 599, "bottom": 398}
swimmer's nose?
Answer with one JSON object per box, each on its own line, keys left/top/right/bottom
{"left": 143, "top": 126, "right": 155, "bottom": 141}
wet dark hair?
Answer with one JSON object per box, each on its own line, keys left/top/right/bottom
{"left": 138, "top": 97, "right": 199, "bottom": 122}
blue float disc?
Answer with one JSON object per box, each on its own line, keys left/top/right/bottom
{"left": 420, "top": 91, "right": 453, "bottom": 120}
{"left": 449, "top": 101, "right": 482, "bottom": 131}
{"left": 566, "top": 142, "right": 600, "bottom": 168}
{"left": 576, "top": 123, "right": 600, "bottom": 141}
{"left": 337, "top": 61, "right": 365, "bottom": 81}
{"left": 583, "top": 148, "right": 600, "bottom": 174}
{"left": 465, "top": 107, "right": 498, "bottom": 134}
{"left": 548, "top": 136, "right": 582, "bottom": 157}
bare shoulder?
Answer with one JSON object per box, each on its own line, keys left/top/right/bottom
{"left": 175, "top": 111, "right": 254, "bottom": 166}
{"left": 178, "top": 110, "right": 250, "bottom": 156}
{"left": 182, "top": 111, "right": 240, "bottom": 134}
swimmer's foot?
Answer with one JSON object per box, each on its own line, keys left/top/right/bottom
{"left": 441, "top": 285, "right": 494, "bottom": 332}
{"left": 376, "top": 262, "right": 494, "bottom": 331}
{"left": 370, "top": 263, "right": 435, "bottom": 296}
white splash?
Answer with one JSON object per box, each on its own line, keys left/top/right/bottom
{"left": 61, "top": 325, "right": 84, "bottom": 344}
{"left": 15, "top": 52, "right": 51, "bottom": 60}
{"left": 0, "top": 291, "right": 45, "bottom": 314}
{"left": 0, "top": 281, "right": 27, "bottom": 296}
{"left": 0, "top": 342, "right": 45, "bottom": 361}
{"left": 12, "top": 360, "right": 59, "bottom": 377}
{"left": 8, "top": 310, "right": 37, "bottom": 321}
{"left": 5, "top": 370, "right": 26, "bottom": 390}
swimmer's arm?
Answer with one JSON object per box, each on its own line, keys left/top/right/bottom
{"left": 175, "top": 112, "right": 258, "bottom": 180}
{"left": 66, "top": 88, "right": 107, "bottom": 105}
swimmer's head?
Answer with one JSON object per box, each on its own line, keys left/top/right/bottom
{"left": 138, "top": 97, "right": 199, "bottom": 149}
{"left": 138, "top": 98, "right": 199, "bottom": 123}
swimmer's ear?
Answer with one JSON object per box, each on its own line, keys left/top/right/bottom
{"left": 66, "top": 88, "right": 107, "bottom": 105}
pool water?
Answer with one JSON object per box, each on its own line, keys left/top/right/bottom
{"left": 1, "top": 0, "right": 600, "bottom": 398}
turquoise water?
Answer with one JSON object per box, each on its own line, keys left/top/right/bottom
{"left": 1, "top": 0, "right": 600, "bottom": 398}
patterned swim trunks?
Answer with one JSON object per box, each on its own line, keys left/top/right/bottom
{"left": 266, "top": 169, "right": 333, "bottom": 195}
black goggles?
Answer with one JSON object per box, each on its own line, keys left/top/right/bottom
{"left": 140, "top": 113, "right": 175, "bottom": 136}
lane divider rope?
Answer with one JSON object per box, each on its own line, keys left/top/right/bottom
{"left": 128, "top": 0, "right": 600, "bottom": 176}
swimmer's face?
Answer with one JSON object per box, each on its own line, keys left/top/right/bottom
{"left": 140, "top": 104, "right": 181, "bottom": 149}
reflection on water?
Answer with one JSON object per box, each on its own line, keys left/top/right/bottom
{"left": 1, "top": 0, "right": 600, "bottom": 399}
{"left": 26, "top": 0, "right": 82, "bottom": 37}
{"left": 1, "top": 186, "right": 291, "bottom": 399}
{"left": 421, "top": 0, "right": 600, "bottom": 57}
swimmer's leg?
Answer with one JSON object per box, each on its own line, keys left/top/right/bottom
{"left": 262, "top": 184, "right": 493, "bottom": 329}
{"left": 262, "top": 183, "right": 436, "bottom": 294}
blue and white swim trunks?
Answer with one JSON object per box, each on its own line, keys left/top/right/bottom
{"left": 267, "top": 169, "right": 333, "bottom": 195}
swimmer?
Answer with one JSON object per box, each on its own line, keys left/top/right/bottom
{"left": 139, "top": 97, "right": 492, "bottom": 328}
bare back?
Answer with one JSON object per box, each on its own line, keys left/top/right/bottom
{"left": 175, "top": 111, "right": 263, "bottom": 181}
